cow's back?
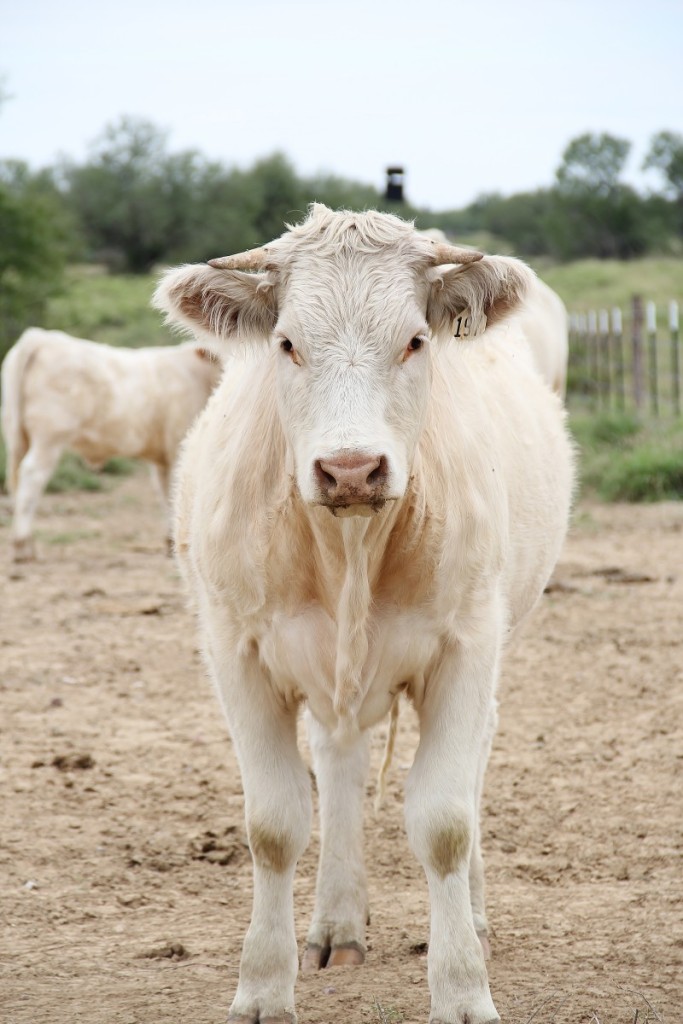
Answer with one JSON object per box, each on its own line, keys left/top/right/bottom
{"left": 514, "top": 279, "right": 569, "bottom": 396}
{"left": 20, "top": 332, "right": 216, "bottom": 467}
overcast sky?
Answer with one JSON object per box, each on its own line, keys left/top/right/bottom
{"left": 2, "top": 0, "right": 681, "bottom": 210}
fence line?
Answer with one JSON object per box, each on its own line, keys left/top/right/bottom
{"left": 568, "top": 296, "right": 681, "bottom": 417}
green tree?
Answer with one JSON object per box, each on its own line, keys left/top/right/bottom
{"left": 556, "top": 132, "right": 631, "bottom": 196}
{"left": 643, "top": 131, "right": 683, "bottom": 200}
{"left": 548, "top": 132, "right": 650, "bottom": 259}
{"left": 0, "top": 161, "right": 70, "bottom": 360}
{"left": 64, "top": 116, "right": 206, "bottom": 272}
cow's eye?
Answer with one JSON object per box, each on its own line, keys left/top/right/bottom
{"left": 280, "top": 339, "right": 293, "bottom": 353}
{"left": 403, "top": 336, "right": 426, "bottom": 360}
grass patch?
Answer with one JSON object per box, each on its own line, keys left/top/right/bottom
{"left": 40, "top": 529, "right": 101, "bottom": 545}
{"left": 534, "top": 256, "right": 683, "bottom": 312}
{"left": 45, "top": 453, "right": 104, "bottom": 493}
{"left": 44, "top": 266, "right": 174, "bottom": 348}
{"left": 570, "top": 410, "right": 683, "bottom": 501}
{"left": 364, "top": 1000, "right": 404, "bottom": 1024}
{"left": 600, "top": 447, "right": 683, "bottom": 501}
{"left": 45, "top": 454, "right": 136, "bottom": 493}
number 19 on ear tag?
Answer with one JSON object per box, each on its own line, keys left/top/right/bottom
{"left": 453, "top": 310, "right": 486, "bottom": 339}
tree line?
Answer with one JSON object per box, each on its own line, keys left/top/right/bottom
{"left": 1, "top": 115, "right": 682, "bottom": 357}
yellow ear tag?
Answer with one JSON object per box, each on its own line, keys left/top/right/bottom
{"left": 453, "top": 310, "right": 487, "bottom": 339}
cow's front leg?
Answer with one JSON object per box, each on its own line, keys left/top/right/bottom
{"left": 302, "top": 710, "right": 370, "bottom": 971}
{"left": 469, "top": 699, "right": 498, "bottom": 960}
{"left": 405, "top": 632, "right": 501, "bottom": 1024}
{"left": 207, "top": 637, "right": 312, "bottom": 1024}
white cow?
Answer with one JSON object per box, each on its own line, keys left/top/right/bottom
{"left": 1, "top": 328, "right": 222, "bottom": 561}
{"left": 155, "top": 205, "right": 574, "bottom": 1024}
{"left": 514, "top": 277, "right": 569, "bottom": 397}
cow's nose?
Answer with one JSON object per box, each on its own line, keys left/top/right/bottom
{"left": 314, "top": 452, "right": 389, "bottom": 505}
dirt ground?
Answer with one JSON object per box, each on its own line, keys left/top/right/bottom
{"left": 1, "top": 472, "right": 681, "bottom": 1024}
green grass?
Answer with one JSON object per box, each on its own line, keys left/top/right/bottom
{"left": 43, "top": 265, "right": 174, "bottom": 348}
{"left": 40, "top": 528, "right": 102, "bottom": 545}
{"left": 570, "top": 410, "right": 683, "bottom": 501}
{"left": 534, "top": 256, "right": 683, "bottom": 312}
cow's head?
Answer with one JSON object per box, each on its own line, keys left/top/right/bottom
{"left": 155, "top": 204, "right": 532, "bottom": 515}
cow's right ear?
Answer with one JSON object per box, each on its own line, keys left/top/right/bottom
{"left": 153, "top": 264, "right": 277, "bottom": 345}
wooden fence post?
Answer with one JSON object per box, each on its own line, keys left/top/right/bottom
{"left": 612, "top": 306, "right": 625, "bottom": 411}
{"left": 671, "top": 300, "right": 680, "bottom": 417}
{"left": 588, "top": 310, "right": 598, "bottom": 407}
{"left": 646, "top": 300, "right": 658, "bottom": 417}
{"left": 631, "top": 295, "right": 644, "bottom": 412}
{"left": 599, "top": 309, "right": 610, "bottom": 408}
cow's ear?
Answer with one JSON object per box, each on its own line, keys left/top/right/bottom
{"left": 154, "top": 264, "right": 277, "bottom": 344}
{"left": 427, "top": 256, "right": 533, "bottom": 337}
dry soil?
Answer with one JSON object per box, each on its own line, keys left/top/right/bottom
{"left": 1, "top": 474, "right": 681, "bottom": 1023}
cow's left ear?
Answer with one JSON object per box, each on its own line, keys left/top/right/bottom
{"left": 427, "top": 256, "right": 533, "bottom": 336}
{"left": 153, "top": 264, "right": 277, "bottom": 346}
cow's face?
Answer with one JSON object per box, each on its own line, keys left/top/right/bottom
{"left": 267, "top": 249, "right": 434, "bottom": 512}
{"left": 155, "top": 205, "right": 532, "bottom": 515}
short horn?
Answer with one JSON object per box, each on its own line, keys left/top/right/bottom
{"left": 208, "top": 246, "right": 270, "bottom": 271}
{"left": 431, "top": 243, "right": 484, "bottom": 266}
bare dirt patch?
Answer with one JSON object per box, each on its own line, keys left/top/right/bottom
{"left": 1, "top": 475, "right": 681, "bottom": 1023}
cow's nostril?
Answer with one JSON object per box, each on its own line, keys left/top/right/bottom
{"left": 315, "top": 460, "right": 337, "bottom": 489}
{"left": 367, "top": 456, "right": 388, "bottom": 485}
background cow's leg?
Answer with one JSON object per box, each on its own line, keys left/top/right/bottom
{"left": 206, "top": 636, "right": 312, "bottom": 1024}
{"left": 405, "top": 631, "right": 501, "bottom": 1024}
{"left": 469, "top": 699, "right": 498, "bottom": 960}
{"left": 302, "top": 710, "right": 370, "bottom": 970}
{"left": 11, "top": 441, "right": 63, "bottom": 561}
{"left": 149, "top": 462, "right": 174, "bottom": 552}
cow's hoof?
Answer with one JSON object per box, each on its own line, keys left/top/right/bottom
{"left": 301, "top": 941, "right": 365, "bottom": 971}
{"left": 431, "top": 1019, "right": 499, "bottom": 1024}
{"left": 228, "top": 1014, "right": 295, "bottom": 1023}
{"left": 430, "top": 1015, "right": 499, "bottom": 1024}
{"left": 12, "top": 538, "right": 36, "bottom": 562}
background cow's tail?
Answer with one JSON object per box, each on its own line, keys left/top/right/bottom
{"left": 1, "top": 328, "right": 42, "bottom": 493}
{"left": 374, "top": 696, "right": 400, "bottom": 814}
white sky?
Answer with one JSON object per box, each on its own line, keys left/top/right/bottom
{"left": 2, "top": 0, "right": 681, "bottom": 210}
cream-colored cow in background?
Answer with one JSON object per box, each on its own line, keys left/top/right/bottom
{"left": 1, "top": 328, "right": 222, "bottom": 561}
{"left": 155, "top": 205, "right": 574, "bottom": 1024}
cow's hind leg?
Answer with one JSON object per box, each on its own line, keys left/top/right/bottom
{"left": 206, "top": 635, "right": 312, "bottom": 1024}
{"left": 149, "top": 461, "right": 174, "bottom": 553}
{"left": 10, "top": 441, "right": 63, "bottom": 561}
{"left": 301, "top": 710, "right": 370, "bottom": 971}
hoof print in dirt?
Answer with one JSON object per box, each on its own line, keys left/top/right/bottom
{"left": 190, "top": 827, "right": 246, "bottom": 866}
{"left": 139, "top": 941, "right": 189, "bottom": 961}
{"left": 52, "top": 752, "right": 95, "bottom": 771}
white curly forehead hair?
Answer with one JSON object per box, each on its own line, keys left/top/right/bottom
{"left": 207, "top": 202, "right": 483, "bottom": 277}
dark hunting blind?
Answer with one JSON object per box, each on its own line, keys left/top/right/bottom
{"left": 385, "top": 166, "right": 405, "bottom": 202}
